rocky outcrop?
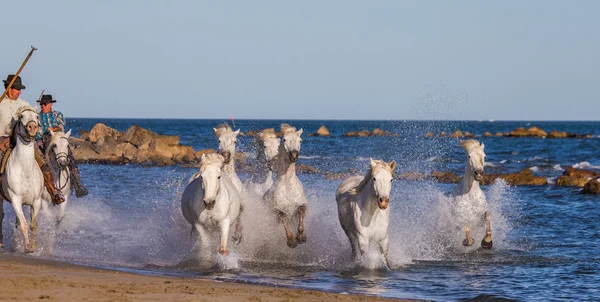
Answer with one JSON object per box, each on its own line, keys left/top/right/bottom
{"left": 556, "top": 167, "right": 600, "bottom": 187}
{"left": 343, "top": 129, "right": 397, "bottom": 137}
{"left": 427, "top": 130, "right": 476, "bottom": 138}
{"left": 309, "top": 125, "right": 330, "bottom": 137}
{"left": 482, "top": 169, "right": 548, "bottom": 186}
{"left": 581, "top": 178, "right": 600, "bottom": 194}
{"left": 71, "top": 123, "right": 221, "bottom": 166}
{"left": 505, "top": 126, "right": 548, "bottom": 138}
{"left": 430, "top": 171, "right": 461, "bottom": 183}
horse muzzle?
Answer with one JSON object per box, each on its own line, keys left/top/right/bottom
{"left": 203, "top": 199, "right": 215, "bottom": 210}
{"left": 378, "top": 197, "right": 389, "bottom": 210}
{"left": 26, "top": 122, "right": 39, "bottom": 138}
{"left": 288, "top": 150, "right": 299, "bottom": 163}
{"left": 220, "top": 151, "right": 231, "bottom": 163}
{"left": 474, "top": 169, "right": 484, "bottom": 182}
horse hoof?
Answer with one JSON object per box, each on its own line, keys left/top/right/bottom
{"left": 220, "top": 249, "right": 229, "bottom": 256}
{"left": 462, "top": 239, "right": 473, "bottom": 247}
{"left": 296, "top": 232, "right": 307, "bottom": 244}
{"left": 481, "top": 237, "right": 493, "bottom": 250}
{"left": 286, "top": 237, "right": 298, "bottom": 248}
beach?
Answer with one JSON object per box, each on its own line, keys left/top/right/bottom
{"left": 0, "top": 254, "right": 408, "bottom": 301}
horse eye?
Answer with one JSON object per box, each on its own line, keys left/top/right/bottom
{"left": 390, "top": 179, "right": 393, "bottom": 182}
{"left": 283, "top": 139, "right": 286, "bottom": 142}
{"left": 373, "top": 177, "right": 376, "bottom": 182}
{"left": 218, "top": 176, "right": 221, "bottom": 179}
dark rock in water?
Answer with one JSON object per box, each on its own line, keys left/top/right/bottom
{"left": 398, "top": 171, "right": 427, "bottom": 181}
{"left": 483, "top": 132, "right": 492, "bottom": 137}
{"left": 313, "top": 125, "right": 330, "bottom": 137}
{"left": 548, "top": 130, "right": 568, "bottom": 138}
{"left": 430, "top": 171, "right": 461, "bottom": 183}
{"left": 425, "top": 132, "right": 435, "bottom": 138}
{"left": 296, "top": 164, "right": 319, "bottom": 174}
{"left": 556, "top": 167, "right": 600, "bottom": 187}
{"left": 581, "top": 179, "right": 600, "bottom": 194}
{"left": 343, "top": 128, "right": 396, "bottom": 137}
{"left": 482, "top": 169, "right": 547, "bottom": 186}
{"left": 505, "top": 126, "right": 548, "bottom": 138}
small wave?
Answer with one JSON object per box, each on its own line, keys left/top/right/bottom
{"left": 356, "top": 157, "right": 370, "bottom": 162}
{"left": 553, "top": 164, "right": 564, "bottom": 171}
{"left": 425, "top": 156, "right": 439, "bottom": 162}
{"left": 500, "top": 160, "right": 507, "bottom": 164}
{"left": 529, "top": 166, "right": 539, "bottom": 172}
{"left": 485, "top": 162, "right": 496, "bottom": 167}
{"left": 299, "top": 155, "right": 324, "bottom": 160}
{"left": 547, "top": 177, "right": 557, "bottom": 185}
{"left": 573, "top": 161, "right": 600, "bottom": 170}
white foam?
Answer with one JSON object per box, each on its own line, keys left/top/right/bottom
{"left": 546, "top": 177, "right": 557, "bottom": 185}
{"left": 500, "top": 160, "right": 507, "bottom": 164}
{"left": 573, "top": 161, "right": 600, "bottom": 170}
{"left": 299, "top": 155, "right": 322, "bottom": 159}
{"left": 529, "top": 166, "right": 539, "bottom": 172}
{"left": 485, "top": 162, "right": 496, "bottom": 167}
{"left": 425, "top": 156, "right": 439, "bottom": 162}
{"left": 553, "top": 164, "right": 564, "bottom": 171}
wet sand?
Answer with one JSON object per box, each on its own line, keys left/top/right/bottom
{"left": 0, "top": 254, "right": 412, "bottom": 301}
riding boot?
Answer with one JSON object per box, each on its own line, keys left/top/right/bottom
{"left": 34, "top": 148, "right": 65, "bottom": 205}
{"left": 68, "top": 149, "right": 88, "bottom": 197}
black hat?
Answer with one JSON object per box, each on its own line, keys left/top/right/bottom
{"left": 3, "top": 74, "right": 26, "bottom": 90}
{"left": 38, "top": 94, "right": 57, "bottom": 104}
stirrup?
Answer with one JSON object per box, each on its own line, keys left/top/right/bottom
{"left": 52, "top": 193, "right": 65, "bottom": 205}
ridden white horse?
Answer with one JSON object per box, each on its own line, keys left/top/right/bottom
{"left": 263, "top": 124, "right": 308, "bottom": 248}
{"left": 181, "top": 153, "right": 243, "bottom": 256}
{"left": 41, "top": 129, "right": 72, "bottom": 225}
{"left": 0, "top": 107, "right": 44, "bottom": 252}
{"left": 452, "top": 139, "right": 493, "bottom": 249}
{"left": 245, "top": 130, "right": 280, "bottom": 197}
{"left": 214, "top": 124, "right": 244, "bottom": 196}
{"left": 336, "top": 158, "right": 396, "bottom": 267}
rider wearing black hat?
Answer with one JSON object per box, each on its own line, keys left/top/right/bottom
{"left": 37, "top": 94, "right": 88, "bottom": 197}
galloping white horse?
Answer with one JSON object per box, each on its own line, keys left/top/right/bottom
{"left": 452, "top": 139, "right": 493, "bottom": 249}
{"left": 336, "top": 158, "right": 396, "bottom": 266}
{"left": 214, "top": 124, "right": 244, "bottom": 196}
{"left": 245, "top": 130, "right": 279, "bottom": 197}
{"left": 181, "top": 153, "right": 243, "bottom": 256}
{"left": 263, "top": 124, "right": 307, "bottom": 248}
{"left": 0, "top": 107, "right": 44, "bottom": 252}
{"left": 42, "top": 129, "right": 72, "bottom": 224}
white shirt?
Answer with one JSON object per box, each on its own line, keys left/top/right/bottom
{"left": 0, "top": 96, "right": 32, "bottom": 137}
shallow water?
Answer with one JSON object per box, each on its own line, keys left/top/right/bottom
{"left": 1, "top": 119, "right": 599, "bottom": 301}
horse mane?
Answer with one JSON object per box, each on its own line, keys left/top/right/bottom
{"left": 259, "top": 130, "right": 277, "bottom": 141}
{"left": 460, "top": 139, "right": 482, "bottom": 153}
{"left": 280, "top": 123, "right": 296, "bottom": 134}
{"left": 348, "top": 160, "right": 393, "bottom": 195}
{"left": 17, "top": 106, "right": 37, "bottom": 119}
{"left": 214, "top": 123, "right": 232, "bottom": 137}
{"left": 200, "top": 153, "right": 225, "bottom": 171}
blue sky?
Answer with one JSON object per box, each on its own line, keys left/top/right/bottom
{"left": 2, "top": 1, "right": 598, "bottom": 120}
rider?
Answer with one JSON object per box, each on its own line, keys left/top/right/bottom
{"left": 36, "top": 94, "right": 88, "bottom": 197}
{"left": 0, "top": 75, "right": 64, "bottom": 205}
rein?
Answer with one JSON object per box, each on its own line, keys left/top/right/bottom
{"left": 46, "top": 137, "right": 70, "bottom": 191}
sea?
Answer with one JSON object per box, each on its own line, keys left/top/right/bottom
{"left": 1, "top": 119, "right": 599, "bottom": 301}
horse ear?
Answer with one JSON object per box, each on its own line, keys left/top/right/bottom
{"left": 213, "top": 128, "right": 218, "bottom": 134}
{"left": 200, "top": 153, "right": 206, "bottom": 161}
{"left": 234, "top": 129, "right": 240, "bottom": 136}
{"left": 297, "top": 128, "right": 303, "bottom": 136}
{"left": 65, "top": 129, "right": 72, "bottom": 138}
{"left": 480, "top": 142, "right": 485, "bottom": 151}
{"left": 49, "top": 129, "right": 55, "bottom": 135}
{"left": 390, "top": 160, "right": 396, "bottom": 171}
{"left": 370, "top": 158, "right": 376, "bottom": 168}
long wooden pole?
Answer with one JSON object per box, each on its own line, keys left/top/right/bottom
{"left": 36, "top": 89, "right": 45, "bottom": 112}
{"left": 0, "top": 46, "right": 37, "bottom": 103}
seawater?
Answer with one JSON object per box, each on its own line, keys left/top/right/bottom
{"left": 1, "top": 119, "right": 599, "bottom": 301}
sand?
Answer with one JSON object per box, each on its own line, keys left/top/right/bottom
{"left": 0, "top": 254, "right": 412, "bottom": 301}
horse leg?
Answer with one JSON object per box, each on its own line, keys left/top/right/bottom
{"left": 12, "top": 200, "right": 32, "bottom": 252}
{"left": 340, "top": 223, "right": 357, "bottom": 260}
{"left": 29, "top": 202, "right": 41, "bottom": 251}
{"left": 481, "top": 211, "right": 493, "bottom": 249}
{"left": 296, "top": 204, "right": 307, "bottom": 244}
{"left": 194, "top": 224, "right": 211, "bottom": 262}
{"left": 232, "top": 205, "right": 243, "bottom": 245}
{"left": 357, "top": 234, "right": 368, "bottom": 259}
{"left": 219, "top": 218, "right": 231, "bottom": 256}
{"left": 462, "top": 226, "right": 473, "bottom": 246}
{"left": 277, "top": 210, "right": 297, "bottom": 248}
{"left": 380, "top": 236, "right": 390, "bottom": 269}
{"left": 56, "top": 203, "right": 66, "bottom": 226}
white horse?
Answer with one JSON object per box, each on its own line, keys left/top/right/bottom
{"left": 214, "top": 124, "right": 244, "bottom": 196}
{"left": 336, "top": 158, "right": 396, "bottom": 266}
{"left": 0, "top": 107, "right": 44, "bottom": 252}
{"left": 263, "top": 124, "right": 307, "bottom": 248}
{"left": 452, "top": 139, "right": 493, "bottom": 249}
{"left": 181, "top": 153, "right": 243, "bottom": 257}
{"left": 245, "top": 130, "right": 279, "bottom": 197}
{"left": 41, "top": 129, "right": 72, "bottom": 225}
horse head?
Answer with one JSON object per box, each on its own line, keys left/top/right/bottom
{"left": 281, "top": 124, "right": 303, "bottom": 163}
{"left": 47, "top": 129, "right": 72, "bottom": 168}
{"left": 259, "top": 131, "right": 280, "bottom": 170}
{"left": 461, "top": 139, "right": 486, "bottom": 182}
{"left": 214, "top": 124, "right": 240, "bottom": 164}
{"left": 12, "top": 106, "right": 40, "bottom": 142}
{"left": 369, "top": 158, "right": 396, "bottom": 210}
{"left": 199, "top": 153, "right": 226, "bottom": 210}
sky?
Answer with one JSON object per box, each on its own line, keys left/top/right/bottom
{"left": 1, "top": 1, "right": 598, "bottom": 120}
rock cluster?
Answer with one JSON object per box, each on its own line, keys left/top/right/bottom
{"left": 556, "top": 167, "right": 600, "bottom": 187}
{"left": 426, "top": 126, "right": 592, "bottom": 139}
{"left": 343, "top": 128, "right": 397, "bottom": 137}
{"left": 72, "top": 123, "right": 215, "bottom": 166}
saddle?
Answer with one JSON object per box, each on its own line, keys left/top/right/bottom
{"left": 0, "top": 148, "right": 11, "bottom": 175}
{"left": 0, "top": 136, "right": 12, "bottom": 175}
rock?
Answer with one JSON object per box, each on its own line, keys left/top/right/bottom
{"left": 483, "top": 169, "right": 547, "bottom": 186}
{"left": 88, "top": 123, "right": 121, "bottom": 143}
{"left": 93, "top": 136, "right": 120, "bottom": 156}
{"left": 438, "top": 132, "right": 447, "bottom": 137}
{"left": 296, "top": 164, "right": 319, "bottom": 174}
{"left": 581, "top": 178, "right": 600, "bottom": 194}
{"left": 195, "top": 149, "right": 216, "bottom": 160}
{"left": 495, "top": 132, "right": 503, "bottom": 137}
{"left": 430, "top": 171, "right": 461, "bottom": 183}
{"left": 371, "top": 128, "right": 397, "bottom": 136}
{"left": 548, "top": 130, "right": 568, "bottom": 138}
{"left": 505, "top": 126, "right": 547, "bottom": 138}
{"left": 398, "top": 172, "right": 426, "bottom": 181}
{"left": 464, "top": 132, "right": 476, "bottom": 138}
{"left": 425, "top": 132, "right": 435, "bottom": 138}
{"left": 449, "top": 131, "right": 463, "bottom": 138}
{"left": 556, "top": 167, "right": 600, "bottom": 187}
{"left": 483, "top": 132, "right": 492, "bottom": 137}
{"left": 115, "top": 142, "right": 137, "bottom": 159}
{"left": 343, "top": 129, "right": 395, "bottom": 137}
{"left": 314, "top": 125, "right": 330, "bottom": 136}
